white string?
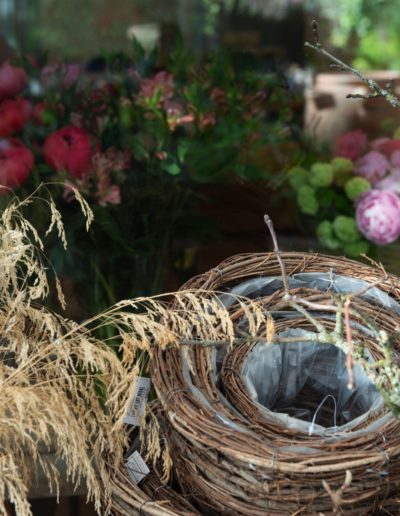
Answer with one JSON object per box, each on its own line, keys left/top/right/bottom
{"left": 308, "top": 394, "right": 337, "bottom": 436}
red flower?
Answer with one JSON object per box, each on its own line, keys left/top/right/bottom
{"left": 334, "top": 130, "right": 368, "bottom": 161}
{"left": 0, "top": 138, "right": 34, "bottom": 191}
{"left": 0, "top": 98, "right": 32, "bottom": 137}
{"left": 0, "top": 61, "right": 27, "bottom": 99}
{"left": 43, "top": 126, "right": 99, "bottom": 178}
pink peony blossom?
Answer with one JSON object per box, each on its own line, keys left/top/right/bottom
{"left": 334, "top": 130, "right": 368, "bottom": 161}
{"left": 0, "top": 138, "right": 34, "bottom": 191}
{"left": 0, "top": 61, "right": 27, "bottom": 99}
{"left": 0, "top": 98, "right": 32, "bottom": 137}
{"left": 354, "top": 151, "right": 389, "bottom": 184}
{"left": 356, "top": 190, "right": 400, "bottom": 245}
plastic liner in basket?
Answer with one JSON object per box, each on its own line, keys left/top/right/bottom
{"left": 215, "top": 272, "right": 394, "bottom": 436}
{"left": 151, "top": 252, "right": 400, "bottom": 515}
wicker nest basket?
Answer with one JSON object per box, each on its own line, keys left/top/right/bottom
{"left": 110, "top": 252, "right": 400, "bottom": 515}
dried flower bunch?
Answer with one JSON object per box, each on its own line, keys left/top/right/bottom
{"left": 0, "top": 190, "right": 139, "bottom": 516}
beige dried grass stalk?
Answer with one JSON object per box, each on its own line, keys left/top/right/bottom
{"left": 0, "top": 193, "right": 137, "bottom": 516}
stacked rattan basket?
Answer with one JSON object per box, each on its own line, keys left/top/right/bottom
{"left": 111, "top": 252, "right": 400, "bottom": 515}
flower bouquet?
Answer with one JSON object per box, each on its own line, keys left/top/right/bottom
{"left": 288, "top": 128, "right": 400, "bottom": 258}
{"left": 0, "top": 41, "right": 292, "bottom": 317}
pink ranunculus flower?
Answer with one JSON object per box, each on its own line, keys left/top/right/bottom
{"left": 356, "top": 190, "right": 400, "bottom": 245}
{"left": 0, "top": 61, "right": 27, "bottom": 99}
{"left": 0, "top": 98, "right": 32, "bottom": 137}
{"left": 334, "top": 130, "right": 368, "bottom": 161}
{"left": 0, "top": 138, "right": 34, "bottom": 191}
{"left": 354, "top": 151, "right": 389, "bottom": 184}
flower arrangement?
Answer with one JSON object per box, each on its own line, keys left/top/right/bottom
{"left": 288, "top": 128, "right": 400, "bottom": 257}
{"left": 0, "top": 42, "right": 292, "bottom": 315}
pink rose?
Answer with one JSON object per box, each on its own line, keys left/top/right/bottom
{"left": 354, "top": 151, "right": 389, "bottom": 184}
{"left": 0, "top": 61, "right": 27, "bottom": 99}
{"left": 356, "top": 190, "right": 400, "bottom": 245}
{"left": 43, "top": 125, "right": 99, "bottom": 178}
{"left": 0, "top": 98, "right": 32, "bottom": 137}
{"left": 0, "top": 138, "right": 34, "bottom": 191}
{"left": 334, "top": 130, "right": 368, "bottom": 161}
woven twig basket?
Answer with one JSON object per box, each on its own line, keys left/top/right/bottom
{"left": 148, "top": 252, "right": 400, "bottom": 515}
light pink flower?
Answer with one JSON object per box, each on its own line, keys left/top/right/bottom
{"left": 139, "top": 71, "right": 174, "bottom": 101}
{"left": 356, "top": 190, "right": 400, "bottom": 245}
{"left": 391, "top": 150, "right": 400, "bottom": 167}
{"left": 370, "top": 137, "right": 390, "bottom": 152}
{"left": 41, "top": 63, "right": 81, "bottom": 89}
{"left": 354, "top": 151, "right": 389, "bottom": 184}
{"left": 98, "top": 185, "right": 121, "bottom": 207}
{"left": 0, "top": 61, "right": 27, "bottom": 99}
{"left": 375, "top": 168, "right": 400, "bottom": 194}
{"left": 334, "top": 130, "right": 368, "bottom": 161}
{"left": 198, "top": 111, "right": 216, "bottom": 130}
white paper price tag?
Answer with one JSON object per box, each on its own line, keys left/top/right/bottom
{"left": 124, "top": 376, "right": 151, "bottom": 426}
{"left": 125, "top": 450, "right": 150, "bottom": 484}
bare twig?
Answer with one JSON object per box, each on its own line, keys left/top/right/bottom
{"left": 264, "top": 214, "right": 289, "bottom": 295}
{"left": 305, "top": 20, "right": 400, "bottom": 109}
{"left": 344, "top": 299, "right": 355, "bottom": 390}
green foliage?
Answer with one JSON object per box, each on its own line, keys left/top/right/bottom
{"left": 287, "top": 166, "right": 309, "bottom": 190}
{"left": 331, "top": 157, "right": 354, "bottom": 174}
{"left": 316, "top": 220, "right": 341, "bottom": 250}
{"left": 297, "top": 185, "right": 319, "bottom": 216}
{"left": 333, "top": 215, "right": 361, "bottom": 243}
{"left": 344, "top": 177, "right": 371, "bottom": 200}
{"left": 343, "top": 239, "right": 370, "bottom": 257}
{"left": 310, "top": 163, "right": 334, "bottom": 188}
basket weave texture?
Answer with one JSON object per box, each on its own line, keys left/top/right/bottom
{"left": 112, "top": 252, "right": 400, "bottom": 515}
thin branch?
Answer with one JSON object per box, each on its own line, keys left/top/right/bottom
{"left": 305, "top": 20, "right": 400, "bottom": 109}
{"left": 264, "top": 214, "right": 289, "bottom": 295}
{"left": 344, "top": 299, "right": 355, "bottom": 390}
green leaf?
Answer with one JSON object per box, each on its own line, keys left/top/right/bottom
{"left": 162, "top": 161, "right": 181, "bottom": 175}
{"left": 132, "top": 137, "right": 148, "bottom": 160}
{"left": 177, "top": 140, "right": 189, "bottom": 162}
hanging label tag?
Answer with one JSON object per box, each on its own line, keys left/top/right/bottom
{"left": 124, "top": 376, "right": 151, "bottom": 426}
{"left": 125, "top": 450, "right": 150, "bottom": 484}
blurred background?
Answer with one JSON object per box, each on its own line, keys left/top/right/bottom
{"left": 2, "top": 1, "right": 400, "bottom": 514}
